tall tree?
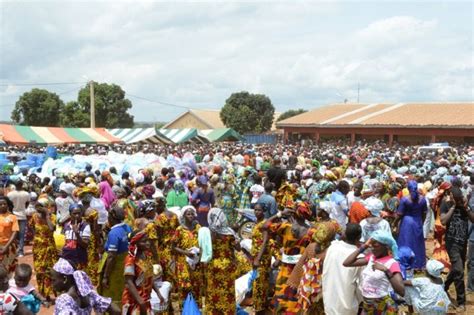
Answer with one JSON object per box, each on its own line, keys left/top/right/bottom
{"left": 277, "top": 108, "right": 308, "bottom": 122}
{"left": 60, "top": 82, "right": 134, "bottom": 128}
{"left": 11, "top": 89, "right": 64, "bottom": 126}
{"left": 220, "top": 91, "right": 275, "bottom": 134}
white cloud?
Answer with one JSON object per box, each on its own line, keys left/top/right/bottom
{"left": 0, "top": 2, "right": 472, "bottom": 122}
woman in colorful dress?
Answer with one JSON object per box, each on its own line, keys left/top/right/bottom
{"left": 153, "top": 196, "right": 179, "bottom": 283}
{"left": 251, "top": 203, "right": 272, "bottom": 314}
{"left": 220, "top": 174, "right": 239, "bottom": 227}
{"left": 122, "top": 230, "right": 154, "bottom": 315}
{"left": 171, "top": 205, "right": 201, "bottom": 306}
{"left": 79, "top": 191, "right": 101, "bottom": 286}
{"left": 287, "top": 222, "right": 336, "bottom": 314}
{"left": 343, "top": 230, "right": 405, "bottom": 315}
{"left": 205, "top": 208, "right": 240, "bottom": 315}
{"left": 431, "top": 181, "right": 452, "bottom": 270}
{"left": 0, "top": 196, "right": 19, "bottom": 274}
{"left": 31, "top": 197, "right": 57, "bottom": 301}
{"left": 263, "top": 202, "right": 313, "bottom": 314}
{"left": 98, "top": 205, "right": 131, "bottom": 306}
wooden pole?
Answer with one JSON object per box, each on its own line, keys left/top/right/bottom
{"left": 90, "top": 80, "right": 95, "bottom": 128}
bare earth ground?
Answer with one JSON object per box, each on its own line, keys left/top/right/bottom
{"left": 21, "top": 238, "right": 473, "bottom": 314}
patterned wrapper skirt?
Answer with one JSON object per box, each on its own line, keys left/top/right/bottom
{"left": 0, "top": 242, "right": 18, "bottom": 274}
{"left": 361, "top": 295, "right": 398, "bottom": 315}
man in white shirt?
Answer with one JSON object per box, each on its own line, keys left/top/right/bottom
{"left": 7, "top": 181, "right": 30, "bottom": 257}
{"left": 322, "top": 223, "right": 363, "bottom": 315}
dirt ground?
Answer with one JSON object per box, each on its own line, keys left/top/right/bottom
{"left": 20, "top": 238, "right": 473, "bottom": 314}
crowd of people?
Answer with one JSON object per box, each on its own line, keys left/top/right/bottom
{"left": 0, "top": 140, "right": 473, "bottom": 315}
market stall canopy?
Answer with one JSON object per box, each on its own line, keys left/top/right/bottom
{"left": 0, "top": 124, "right": 121, "bottom": 145}
{"left": 159, "top": 128, "right": 209, "bottom": 144}
{"left": 107, "top": 128, "right": 172, "bottom": 144}
{"left": 200, "top": 128, "right": 243, "bottom": 142}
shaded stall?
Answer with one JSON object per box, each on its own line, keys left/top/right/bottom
{"left": 107, "top": 128, "right": 172, "bottom": 144}
{"left": 200, "top": 128, "right": 243, "bottom": 142}
{"left": 159, "top": 128, "right": 209, "bottom": 144}
{"left": 0, "top": 124, "right": 121, "bottom": 145}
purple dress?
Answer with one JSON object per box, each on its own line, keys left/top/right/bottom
{"left": 54, "top": 292, "right": 111, "bottom": 315}
{"left": 397, "top": 196, "right": 427, "bottom": 269}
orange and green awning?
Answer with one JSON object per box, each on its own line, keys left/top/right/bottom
{"left": 0, "top": 124, "right": 121, "bottom": 145}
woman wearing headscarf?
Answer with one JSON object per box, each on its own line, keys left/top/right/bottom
{"left": 165, "top": 180, "right": 188, "bottom": 208}
{"left": 344, "top": 230, "right": 405, "bottom": 315}
{"left": 171, "top": 205, "right": 201, "bottom": 307}
{"left": 251, "top": 203, "right": 273, "bottom": 314}
{"left": 205, "top": 207, "right": 241, "bottom": 315}
{"left": 51, "top": 258, "right": 120, "bottom": 315}
{"left": 191, "top": 175, "right": 215, "bottom": 227}
{"left": 78, "top": 187, "right": 102, "bottom": 286}
{"left": 121, "top": 230, "right": 155, "bottom": 315}
{"left": 98, "top": 205, "right": 131, "bottom": 306}
{"left": 113, "top": 187, "right": 137, "bottom": 227}
{"left": 431, "top": 181, "right": 452, "bottom": 270}
{"left": 403, "top": 259, "right": 450, "bottom": 315}
{"left": 286, "top": 222, "right": 336, "bottom": 314}
{"left": 395, "top": 180, "right": 427, "bottom": 270}
{"left": 359, "top": 197, "right": 391, "bottom": 242}
{"left": 262, "top": 202, "right": 314, "bottom": 314}
{"left": 61, "top": 204, "right": 90, "bottom": 270}
{"left": 220, "top": 174, "right": 239, "bottom": 227}
{"left": 31, "top": 197, "right": 57, "bottom": 301}
{"left": 98, "top": 171, "right": 116, "bottom": 210}
{"left": 152, "top": 195, "right": 179, "bottom": 285}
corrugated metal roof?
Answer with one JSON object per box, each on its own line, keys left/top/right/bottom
{"left": 277, "top": 102, "right": 474, "bottom": 128}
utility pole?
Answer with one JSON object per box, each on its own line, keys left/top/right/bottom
{"left": 90, "top": 80, "right": 95, "bottom": 128}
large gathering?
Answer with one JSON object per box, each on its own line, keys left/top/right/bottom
{"left": 0, "top": 141, "right": 473, "bottom": 314}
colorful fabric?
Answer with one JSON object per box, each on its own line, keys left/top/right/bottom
{"left": 153, "top": 212, "right": 179, "bottom": 282}
{"left": 0, "top": 212, "right": 18, "bottom": 274}
{"left": 171, "top": 224, "right": 202, "bottom": 304}
{"left": 251, "top": 221, "right": 272, "bottom": 312}
{"left": 84, "top": 209, "right": 100, "bottom": 286}
{"left": 349, "top": 201, "right": 371, "bottom": 224}
{"left": 361, "top": 295, "right": 398, "bottom": 315}
{"left": 296, "top": 257, "right": 324, "bottom": 314}
{"left": 99, "top": 181, "right": 116, "bottom": 209}
{"left": 220, "top": 189, "right": 239, "bottom": 227}
{"left": 32, "top": 212, "right": 57, "bottom": 297}
{"left": 205, "top": 234, "right": 237, "bottom": 315}
{"left": 121, "top": 254, "right": 154, "bottom": 314}
{"left": 268, "top": 221, "right": 313, "bottom": 313}
{"left": 54, "top": 291, "right": 111, "bottom": 315}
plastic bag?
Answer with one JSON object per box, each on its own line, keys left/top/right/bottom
{"left": 182, "top": 293, "right": 201, "bottom": 315}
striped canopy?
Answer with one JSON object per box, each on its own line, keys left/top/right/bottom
{"left": 159, "top": 128, "right": 209, "bottom": 144}
{"left": 0, "top": 124, "right": 121, "bottom": 145}
{"left": 107, "top": 128, "right": 172, "bottom": 144}
{"left": 200, "top": 128, "right": 242, "bottom": 142}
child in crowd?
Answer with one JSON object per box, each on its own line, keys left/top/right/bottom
{"left": 404, "top": 259, "right": 450, "bottom": 314}
{"left": 7, "top": 264, "right": 49, "bottom": 314}
{"left": 0, "top": 265, "right": 33, "bottom": 315}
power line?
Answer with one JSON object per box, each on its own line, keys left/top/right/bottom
{"left": 127, "top": 93, "right": 192, "bottom": 110}
{"left": 0, "top": 81, "right": 87, "bottom": 87}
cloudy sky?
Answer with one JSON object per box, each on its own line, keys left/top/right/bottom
{"left": 1, "top": 1, "right": 472, "bottom": 122}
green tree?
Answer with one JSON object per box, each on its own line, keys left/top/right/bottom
{"left": 11, "top": 89, "right": 64, "bottom": 126}
{"left": 277, "top": 108, "right": 308, "bottom": 122}
{"left": 220, "top": 91, "right": 275, "bottom": 134}
{"left": 60, "top": 82, "right": 134, "bottom": 128}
